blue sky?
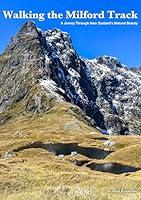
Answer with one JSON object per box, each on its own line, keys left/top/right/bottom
{"left": 0, "top": 0, "right": 141, "bottom": 67}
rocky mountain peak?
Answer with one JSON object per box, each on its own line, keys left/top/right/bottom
{"left": 20, "top": 21, "right": 37, "bottom": 32}
{"left": 93, "top": 56, "right": 122, "bottom": 69}
{"left": 0, "top": 21, "right": 141, "bottom": 135}
{"left": 5, "top": 21, "right": 39, "bottom": 54}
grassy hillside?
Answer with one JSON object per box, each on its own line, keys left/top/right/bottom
{"left": 0, "top": 101, "right": 141, "bottom": 200}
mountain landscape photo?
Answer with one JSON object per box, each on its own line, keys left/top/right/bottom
{"left": 0, "top": 21, "right": 141, "bottom": 200}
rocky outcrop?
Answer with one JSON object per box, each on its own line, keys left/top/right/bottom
{"left": 0, "top": 21, "right": 141, "bottom": 135}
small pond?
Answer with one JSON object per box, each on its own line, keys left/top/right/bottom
{"left": 86, "top": 162, "right": 141, "bottom": 174}
{"left": 13, "top": 141, "right": 112, "bottom": 159}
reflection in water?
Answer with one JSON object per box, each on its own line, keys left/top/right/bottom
{"left": 13, "top": 142, "right": 112, "bottom": 159}
{"left": 86, "top": 162, "right": 141, "bottom": 174}
{"left": 12, "top": 142, "right": 141, "bottom": 174}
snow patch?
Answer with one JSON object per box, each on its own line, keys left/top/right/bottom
{"left": 40, "top": 79, "right": 64, "bottom": 102}
{"left": 101, "top": 129, "right": 112, "bottom": 135}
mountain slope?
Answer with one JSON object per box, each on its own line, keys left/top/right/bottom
{"left": 0, "top": 21, "right": 141, "bottom": 135}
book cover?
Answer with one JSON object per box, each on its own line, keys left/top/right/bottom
{"left": 0, "top": 0, "right": 141, "bottom": 199}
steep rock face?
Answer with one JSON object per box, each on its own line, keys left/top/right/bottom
{"left": 85, "top": 57, "right": 141, "bottom": 134}
{"left": 0, "top": 22, "right": 45, "bottom": 113}
{"left": 0, "top": 21, "right": 141, "bottom": 135}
